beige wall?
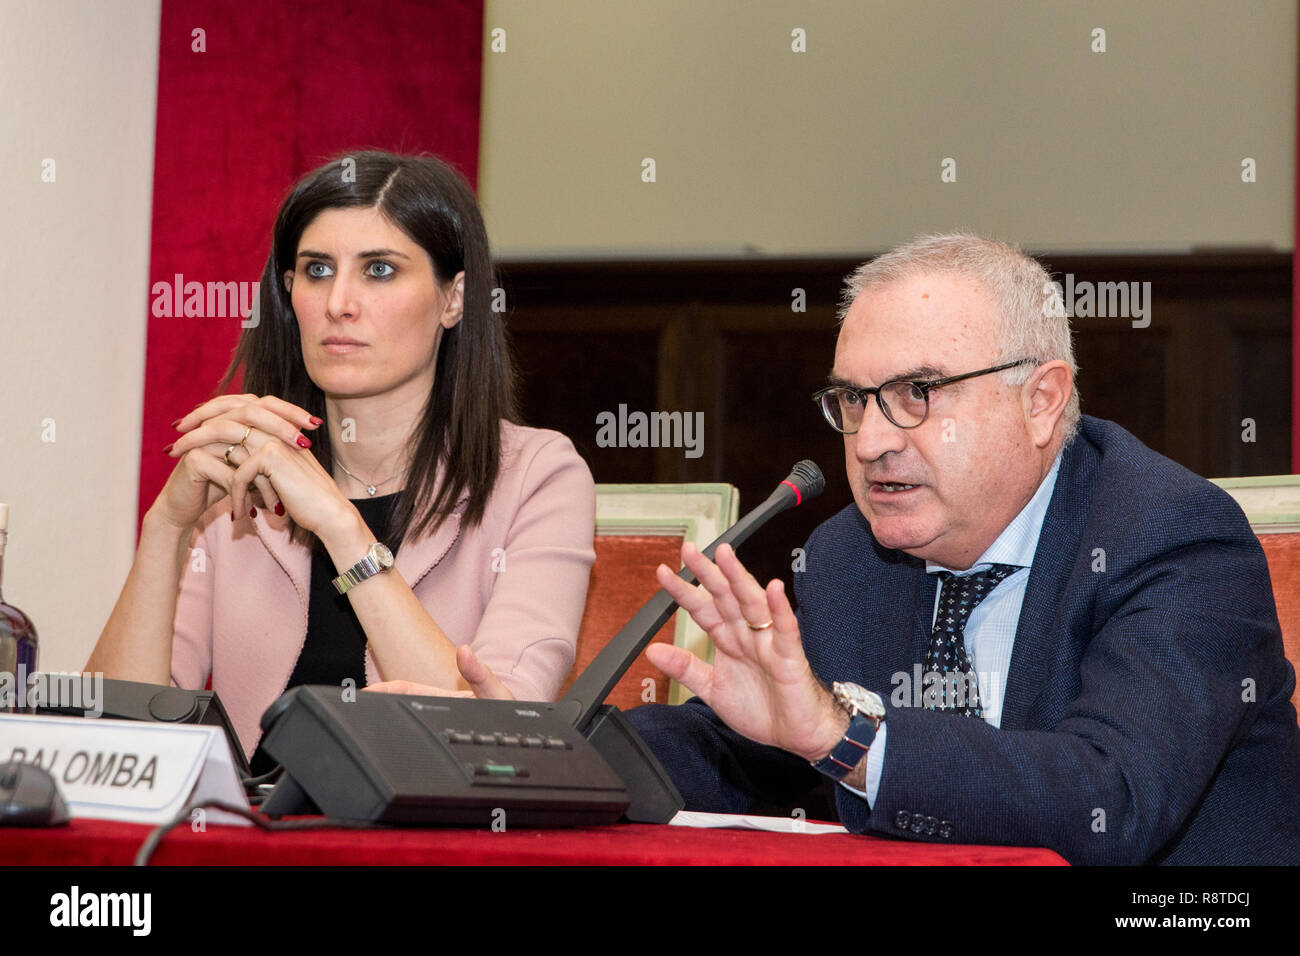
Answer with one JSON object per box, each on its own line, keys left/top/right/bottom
{"left": 0, "top": 0, "right": 161, "bottom": 671}
{"left": 479, "top": 0, "right": 1296, "bottom": 257}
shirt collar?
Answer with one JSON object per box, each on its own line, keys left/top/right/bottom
{"left": 926, "top": 451, "right": 1063, "bottom": 576}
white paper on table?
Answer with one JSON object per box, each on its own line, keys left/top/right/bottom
{"left": 668, "top": 810, "right": 848, "bottom": 834}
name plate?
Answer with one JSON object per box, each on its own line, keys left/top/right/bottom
{"left": 0, "top": 713, "right": 250, "bottom": 826}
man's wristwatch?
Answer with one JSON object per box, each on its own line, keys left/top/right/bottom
{"left": 331, "top": 542, "right": 394, "bottom": 594}
{"left": 811, "top": 681, "right": 886, "bottom": 781}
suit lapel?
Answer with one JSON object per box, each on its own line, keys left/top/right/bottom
{"left": 858, "top": 534, "right": 933, "bottom": 693}
{"left": 1000, "top": 436, "right": 1097, "bottom": 730}
{"left": 393, "top": 503, "right": 466, "bottom": 588}
{"left": 250, "top": 514, "right": 310, "bottom": 621}
{"left": 909, "top": 571, "right": 939, "bottom": 667}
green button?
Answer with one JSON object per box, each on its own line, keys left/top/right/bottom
{"left": 485, "top": 764, "right": 516, "bottom": 776}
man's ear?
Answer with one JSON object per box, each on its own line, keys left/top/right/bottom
{"left": 1024, "top": 360, "right": 1072, "bottom": 447}
{"left": 440, "top": 271, "right": 466, "bottom": 329}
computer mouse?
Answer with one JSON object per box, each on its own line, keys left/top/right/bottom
{"left": 0, "top": 761, "right": 71, "bottom": 826}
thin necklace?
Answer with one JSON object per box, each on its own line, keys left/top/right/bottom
{"left": 335, "top": 458, "right": 399, "bottom": 497}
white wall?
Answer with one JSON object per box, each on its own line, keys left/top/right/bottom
{"left": 479, "top": 0, "right": 1296, "bottom": 257}
{"left": 0, "top": 0, "right": 161, "bottom": 671}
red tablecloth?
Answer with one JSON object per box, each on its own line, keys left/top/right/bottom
{"left": 0, "top": 817, "right": 1067, "bottom": 865}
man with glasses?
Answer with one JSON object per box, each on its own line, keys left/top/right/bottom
{"left": 627, "top": 233, "right": 1300, "bottom": 865}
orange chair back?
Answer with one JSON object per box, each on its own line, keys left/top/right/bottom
{"left": 560, "top": 534, "right": 683, "bottom": 711}
{"left": 1256, "top": 534, "right": 1300, "bottom": 718}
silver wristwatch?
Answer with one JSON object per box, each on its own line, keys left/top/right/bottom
{"left": 833, "top": 681, "right": 887, "bottom": 725}
{"left": 331, "top": 542, "right": 394, "bottom": 594}
{"left": 811, "top": 681, "right": 887, "bottom": 781}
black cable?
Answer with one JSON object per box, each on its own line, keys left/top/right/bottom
{"left": 240, "top": 765, "right": 284, "bottom": 791}
{"left": 133, "top": 799, "right": 389, "bottom": 866}
{"left": 236, "top": 766, "right": 283, "bottom": 806}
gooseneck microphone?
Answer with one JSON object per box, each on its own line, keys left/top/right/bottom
{"left": 562, "top": 460, "right": 825, "bottom": 732}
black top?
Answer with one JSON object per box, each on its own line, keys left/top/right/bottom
{"left": 249, "top": 493, "right": 405, "bottom": 777}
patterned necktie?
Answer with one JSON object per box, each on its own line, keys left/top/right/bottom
{"left": 924, "top": 564, "right": 1020, "bottom": 718}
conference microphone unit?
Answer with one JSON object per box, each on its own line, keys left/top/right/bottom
{"left": 258, "top": 461, "right": 825, "bottom": 827}
{"left": 30, "top": 677, "right": 251, "bottom": 780}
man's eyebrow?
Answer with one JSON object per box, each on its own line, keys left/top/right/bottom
{"left": 296, "top": 248, "right": 411, "bottom": 260}
{"left": 826, "top": 365, "right": 945, "bottom": 388}
{"left": 889, "top": 365, "right": 946, "bottom": 381}
{"left": 825, "top": 372, "right": 862, "bottom": 389}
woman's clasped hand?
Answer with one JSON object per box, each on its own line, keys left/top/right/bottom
{"left": 158, "top": 393, "right": 353, "bottom": 539}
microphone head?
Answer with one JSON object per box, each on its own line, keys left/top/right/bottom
{"left": 787, "top": 460, "right": 825, "bottom": 501}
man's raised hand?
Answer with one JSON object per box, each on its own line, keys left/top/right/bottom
{"left": 645, "top": 543, "right": 848, "bottom": 762}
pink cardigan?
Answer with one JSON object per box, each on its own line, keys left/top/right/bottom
{"left": 169, "top": 422, "right": 596, "bottom": 760}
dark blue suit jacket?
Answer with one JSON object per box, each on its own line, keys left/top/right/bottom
{"left": 628, "top": 416, "right": 1300, "bottom": 864}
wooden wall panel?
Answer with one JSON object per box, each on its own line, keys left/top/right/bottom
{"left": 1074, "top": 329, "right": 1169, "bottom": 457}
{"left": 503, "top": 254, "right": 1292, "bottom": 595}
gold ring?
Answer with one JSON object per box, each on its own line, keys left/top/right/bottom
{"left": 239, "top": 425, "right": 252, "bottom": 447}
{"left": 224, "top": 445, "right": 238, "bottom": 467}
{"left": 746, "top": 618, "right": 775, "bottom": 631}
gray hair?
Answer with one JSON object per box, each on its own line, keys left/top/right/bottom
{"left": 838, "top": 232, "right": 1080, "bottom": 444}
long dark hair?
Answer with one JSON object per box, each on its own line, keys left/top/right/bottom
{"left": 220, "top": 150, "right": 519, "bottom": 550}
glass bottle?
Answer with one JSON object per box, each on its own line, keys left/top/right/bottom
{"left": 0, "top": 504, "right": 39, "bottom": 713}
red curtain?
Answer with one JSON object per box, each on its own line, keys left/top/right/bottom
{"left": 140, "top": 0, "right": 484, "bottom": 525}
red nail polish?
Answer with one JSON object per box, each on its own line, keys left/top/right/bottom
{"left": 297, "top": 436, "right": 312, "bottom": 448}
{"left": 309, "top": 416, "right": 323, "bottom": 426}
{"left": 274, "top": 502, "right": 285, "bottom": 517}
{"left": 162, "top": 443, "right": 174, "bottom": 455}
{"left": 170, "top": 418, "right": 182, "bottom": 429}
{"left": 249, "top": 507, "right": 257, "bottom": 518}
{"left": 231, "top": 511, "right": 236, "bottom": 522}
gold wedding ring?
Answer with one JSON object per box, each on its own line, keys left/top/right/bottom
{"left": 224, "top": 425, "right": 253, "bottom": 466}
{"left": 746, "top": 618, "right": 775, "bottom": 631}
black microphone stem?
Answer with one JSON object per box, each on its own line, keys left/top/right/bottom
{"left": 562, "top": 462, "right": 823, "bottom": 732}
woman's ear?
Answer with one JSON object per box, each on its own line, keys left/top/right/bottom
{"left": 440, "top": 271, "right": 466, "bottom": 329}
{"left": 283, "top": 270, "right": 294, "bottom": 294}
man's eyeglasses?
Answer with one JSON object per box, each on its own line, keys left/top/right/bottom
{"left": 812, "top": 358, "right": 1039, "bottom": 433}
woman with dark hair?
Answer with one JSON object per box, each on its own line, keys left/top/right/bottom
{"left": 87, "top": 152, "right": 596, "bottom": 772}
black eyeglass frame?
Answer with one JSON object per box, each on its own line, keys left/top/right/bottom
{"left": 811, "top": 358, "right": 1040, "bottom": 433}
